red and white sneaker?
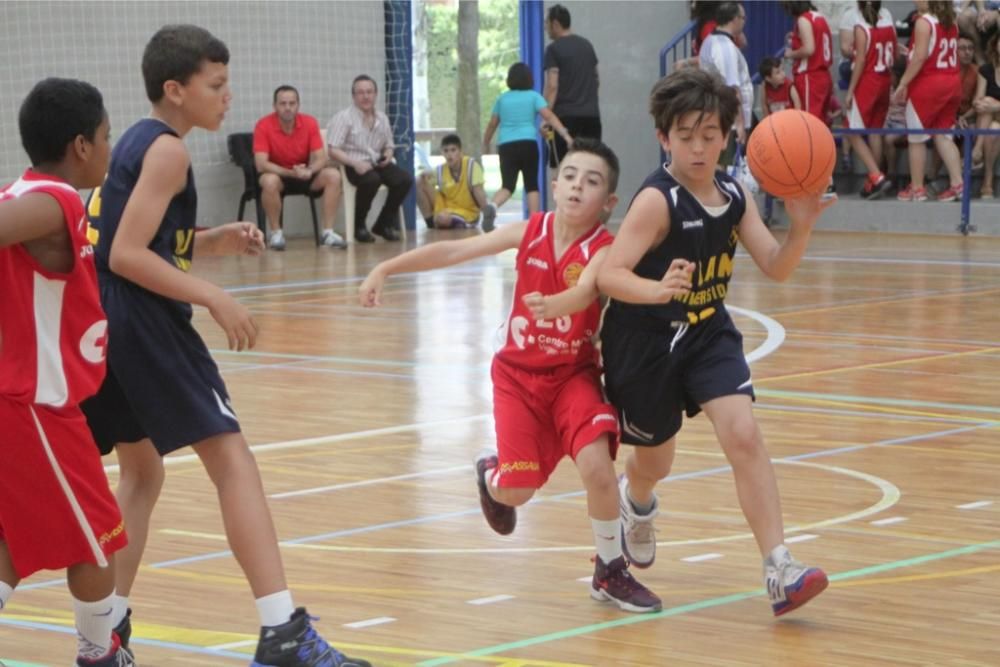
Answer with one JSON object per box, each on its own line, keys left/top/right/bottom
{"left": 591, "top": 555, "right": 662, "bottom": 613}
{"left": 936, "top": 183, "right": 964, "bottom": 202}
{"left": 897, "top": 185, "right": 928, "bottom": 202}
{"left": 765, "top": 548, "right": 828, "bottom": 617}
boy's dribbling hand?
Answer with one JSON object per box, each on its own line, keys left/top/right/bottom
{"left": 208, "top": 289, "right": 258, "bottom": 351}
{"left": 215, "top": 222, "right": 265, "bottom": 256}
{"left": 358, "top": 271, "right": 386, "bottom": 308}
{"left": 656, "top": 259, "right": 695, "bottom": 303}
{"left": 521, "top": 291, "right": 549, "bottom": 319}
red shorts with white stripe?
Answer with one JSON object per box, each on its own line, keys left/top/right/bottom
{"left": 491, "top": 357, "right": 619, "bottom": 489}
{"left": 793, "top": 70, "right": 833, "bottom": 121}
{"left": 848, "top": 75, "right": 891, "bottom": 130}
{"left": 0, "top": 398, "right": 126, "bottom": 578}
{"left": 906, "top": 74, "right": 961, "bottom": 143}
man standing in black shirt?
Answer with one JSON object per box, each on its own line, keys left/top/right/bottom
{"left": 544, "top": 4, "right": 601, "bottom": 165}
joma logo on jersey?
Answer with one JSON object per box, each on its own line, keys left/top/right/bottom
{"left": 526, "top": 257, "right": 549, "bottom": 270}
{"left": 682, "top": 219, "right": 704, "bottom": 230}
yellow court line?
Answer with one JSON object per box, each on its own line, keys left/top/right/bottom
{"left": 832, "top": 563, "right": 1000, "bottom": 588}
{"left": 774, "top": 286, "right": 1000, "bottom": 319}
{"left": 755, "top": 345, "right": 1000, "bottom": 385}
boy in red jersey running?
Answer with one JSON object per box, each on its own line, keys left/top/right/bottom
{"left": 0, "top": 78, "right": 132, "bottom": 666}
{"left": 359, "top": 139, "right": 662, "bottom": 613}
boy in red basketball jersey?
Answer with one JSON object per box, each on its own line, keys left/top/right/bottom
{"left": 894, "top": 0, "right": 964, "bottom": 202}
{"left": 598, "top": 69, "right": 835, "bottom": 617}
{"left": 359, "top": 139, "right": 662, "bottom": 613}
{"left": 0, "top": 78, "right": 132, "bottom": 665}
{"left": 759, "top": 57, "right": 802, "bottom": 116}
{"left": 846, "top": 0, "right": 898, "bottom": 199}
{"left": 783, "top": 1, "right": 835, "bottom": 121}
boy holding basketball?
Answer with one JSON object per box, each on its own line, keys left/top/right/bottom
{"left": 597, "top": 68, "right": 834, "bottom": 617}
{"left": 80, "top": 25, "right": 369, "bottom": 667}
{"left": 1, "top": 78, "right": 133, "bottom": 666}
{"left": 359, "top": 139, "right": 662, "bottom": 613}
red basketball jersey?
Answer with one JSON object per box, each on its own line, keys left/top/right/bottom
{"left": 764, "top": 79, "right": 795, "bottom": 114}
{"left": 792, "top": 10, "right": 833, "bottom": 74}
{"left": 0, "top": 171, "right": 107, "bottom": 408}
{"left": 857, "top": 18, "right": 897, "bottom": 78}
{"left": 496, "top": 211, "right": 612, "bottom": 371}
{"left": 911, "top": 14, "right": 959, "bottom": 79}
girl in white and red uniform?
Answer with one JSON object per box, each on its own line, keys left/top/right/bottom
{"left": 845, "top": 1, "right": 898, "bottom": 198}
{"left": 894, "top": 0, "right": 964, "bottom": 201}
{"left": 783, "top": 1, "right": 835, "bottom": 120}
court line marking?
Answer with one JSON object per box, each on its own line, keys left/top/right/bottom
{"left": 269, "top": 465, "right": 469, "bottom": 499}
{"left": 413, "top": 539, "right": 1000, "bottom": 666}
{"left": 870, "top": 516, "right": 908, "bottom": 526}
{"left": 681, "top": 553, "right": 723, "bottom": 563}
{"left": 956, "top": 500, "right": 993, "bottom": 510}
{"left": 467, "top": 594, "right": 515, "bottom": 606}
{"left": 344, "top": 617, "right": 396, "bottom": 629}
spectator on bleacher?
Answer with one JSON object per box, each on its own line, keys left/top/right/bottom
{"left": 253, "top": 85, "right": 344, "bottom": 251}
{"left": 973, "top": 33, "right": 1000, "bottom": 197}
{"left": 699, "top": 2, "right": 753, "bottom": 147}
{"left": 957, "top": 0, "right": 1000, "bottom": 64}
{"left": 543, "top": 4, "right": 601, "bottom": 165}
{"left": 760, "top": 57, "right": 802, "bottom": 115}
{"left": 327, "top": 74, "right": 412, "bottom": 243}
{"left": 893, "top": 1, "right": 963, "bottom": 202}
{"left": 959, "top": 33, "right": 981, "bottom": 127}
{"left": 844, "top": 1, "right": 897, "bottom": 199}
{"left": 482, "top": 62, "right": 573, "bottom": 232}
{"left": 416, "top": 134, "right": 487, "bottom": 229}
{"left": 783, "top": 1, "right": 835, "bottom": 122}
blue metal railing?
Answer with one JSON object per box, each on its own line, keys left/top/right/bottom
{"left": 762, "top": 126, "right": 1000, "bottom": 236}
{"left": 660, "top": 19, "right": 697, "bottom": 77}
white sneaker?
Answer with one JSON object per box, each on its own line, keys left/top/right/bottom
{"left": 269, "top": 230, "right": 285, "bottom": 251}
{"left": 618, "top": 474, "right": 659, "bottom": 568}
{"left": 764, "top": 545, "right": 828, "bottom": 616}
{"left": 321, "top": 229, "right": 347, "bottom": 249}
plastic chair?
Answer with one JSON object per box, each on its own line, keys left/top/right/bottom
{"left": 338, "top": 162, "right": 406, "bottom": 244}
{"left": 227, "top": 132, "right": 322, "bottom": 245}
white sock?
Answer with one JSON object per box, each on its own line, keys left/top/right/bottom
{"left": 591, "top": 518, "right": 623, "bottom": 564}
{"left": 0, "top": 581, "right": 13, "bottom": 610}
{"left": 73, "top": 593, "right": 115, "bottom": 660}
{"left": 766, "top": 544, "right": 790, "bottom": 567}
{"left": 626, "top": 487, "right": 655, "bottom": 515}
{"left": 256, "top": 590, "right": 295, "bottom": 628}
{"left": 110, "top": 593, "right": 129, "bottom": 627}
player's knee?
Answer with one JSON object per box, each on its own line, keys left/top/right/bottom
{"left": 495, "top": 486, "right": 535, "bottom": 507}
{"left": 719, "top": 416, "right": 763, "bottom": 460}
{"left": 580, "top": 462, "right": 617, "bottom": 498}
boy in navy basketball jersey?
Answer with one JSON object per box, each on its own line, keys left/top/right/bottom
{"left": 359, "top": 140, "right": 661, "bottom": 613}
{"left": 597, "top": 69, "right": 835, "bottom": 616}
{"left": 80, "top": 25, "right": 369, "bottom": 666}
{"left": 0, "top": 78, "right": 133, "bottom": 667}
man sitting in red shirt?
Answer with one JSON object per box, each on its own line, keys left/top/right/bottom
{"left": 253, "top": 85, "right": 344, "bottom": 250}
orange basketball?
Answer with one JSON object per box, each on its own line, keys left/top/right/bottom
{"left": 746, "top": 109, "right": 836, "bottom": 198}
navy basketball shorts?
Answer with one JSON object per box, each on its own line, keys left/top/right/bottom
{"left": 82, "top": 280, "right": 241, "bottom": 456}
{"left": 601, "top": 309, "right": 755, "bottom": 446}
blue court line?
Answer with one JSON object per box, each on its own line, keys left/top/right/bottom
{"left": 0, "top": 617, "right": 246, "bottom": 662}
{"left": 757, "top": 388, "right": 1000, "bottom": 416}
{"left": 415, "top": 539, "right": 1000, "bottom": 666}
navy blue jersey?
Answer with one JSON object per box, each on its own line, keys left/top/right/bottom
{"left": 605, "top": 167, "right": 746, "bottom": 329}
{"left": 95, "top": 118, "right": 197, "bottom": 286}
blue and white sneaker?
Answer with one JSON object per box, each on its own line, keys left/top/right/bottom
{"left": 250, "top": 607, "right": 371, "bottom": 666}
{"left": 765, "top": 546, "right": 828, "bottom": 616}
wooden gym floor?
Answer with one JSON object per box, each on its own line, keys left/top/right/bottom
{"left": 1, "top": 228, "right": 998, "bottom": 666}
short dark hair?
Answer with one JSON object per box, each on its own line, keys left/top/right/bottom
{"left": 142, "top": 24, "right": 229, "bottom": 103}
{"left": 351, "top": 74, "right": 378, "bottom": 95}
{"left": 273, "top": 85, "right": 299, "bottom": 105}
{"left": 781, "top": 1, "right": 816, "bottom": 18}
{"left": 649, "top": 68, "right": 739, "bottom": 136}
{"left": 715, "top": 2, "right": 743, "bottom": 26}
{"left": 547, "top": 4, "right": 571, "bottom": 29}
{"left": 19, "top": 78, "right": 105, "bottom": 166}
{"left": 759, "top": 57, "right": 782, "bottom": 80}
{"left": 507, "top": 62, "right": 534, "bottom": 90}
{"left": 563, "top": 137, "right": 620, "bottom": 193}
{"left": 441, "top": 133, "right": 462, "bottom": 149}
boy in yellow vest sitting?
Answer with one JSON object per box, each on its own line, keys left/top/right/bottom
{"left": 417, "top": 133, "right": 488, "bottom": 229}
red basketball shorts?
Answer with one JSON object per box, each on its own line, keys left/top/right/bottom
{"left": 0, "top": 398, "right": 127, "bottom": 578}
{"left": 794, "top": 70, "right": 833, "bottom": 121}
{"left": 848, "top": 74, "right": 891, "bottom": 130}
{"left": 906, "top": 75, "right": 961, "bottom": 143}
{"left": 490, "top": 357, "right": 619, "bottom": 489}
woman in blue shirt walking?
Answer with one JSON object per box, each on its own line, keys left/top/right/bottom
{"left": 481, "top": 62, "right": 572, "bottom": 230}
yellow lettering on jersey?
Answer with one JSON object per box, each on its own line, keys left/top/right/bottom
{"left": 87, "top": 186, "right": 102, "bottom": 219}
{"left": 86, "top": 221, "right": 100, "bottom": 246}
{"left": 717, "top": 252, "right": 733, "bottom": 279}
{"left": 174, "top": 229, "right": 194, "bottom": 256}
{"left": 698, "top": 255, "right": 717, "bottom": 284}
{"left": 173, "top": 256, "right": 192, "bottom": 272}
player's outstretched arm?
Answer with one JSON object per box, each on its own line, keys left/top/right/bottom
{"left": 0, "top": 193, "right": 66, "bottom": 249}
{"left": 737, "top": 183, "right": 834, "bottom": 282}
{"left": 522, "top": 246, "right": 608, "bottom": 319}
{"left": 359, "top": 221, "right": 526, "bottom": 307}
{"left": 597, "top": 188, "right": 692, "bottom": 304}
